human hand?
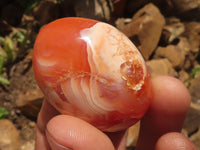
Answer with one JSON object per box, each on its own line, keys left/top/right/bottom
{"left": 35, "top": 76, "right": 197, "bottom": 150}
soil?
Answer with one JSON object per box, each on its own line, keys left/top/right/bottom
{"left": 0, "top": 50, "right": 37, "bottom": 143}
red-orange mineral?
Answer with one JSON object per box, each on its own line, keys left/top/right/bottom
{"left": 33, "top": 17, "right": 153, "bottom": 132}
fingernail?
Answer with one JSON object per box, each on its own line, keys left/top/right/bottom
{"left": 46, "top": 130, "right": 72, "bottom": 150}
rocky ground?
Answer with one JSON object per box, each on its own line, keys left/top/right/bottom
{"left": 0, "top": 0, "right": 200, "bottom": 150}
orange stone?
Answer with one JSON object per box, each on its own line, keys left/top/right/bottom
{"left": 33, "top": 17, "right": 153, "bottom": 132}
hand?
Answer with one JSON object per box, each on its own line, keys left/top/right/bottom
{"left": 35, "top": 76, "right": 197, "bottom": 150}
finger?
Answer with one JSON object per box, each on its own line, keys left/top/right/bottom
{"left": 35, "top": 99, "right": 59, "bottom": 150}
{"left": 155, "top": 132, "right": 197, "bottom": 150}
{"left": 46, "top": 115, "right": 115, "bottom": 150}
{"left": 136, "top": 76, "right": 191, "bottom": 150}
{"left": 35, "top": 99, "right": 127, "bottom": 150}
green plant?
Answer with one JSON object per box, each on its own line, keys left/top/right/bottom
{"left": 21, "top": 0, "right": 41, "bottom": 14}
{"left": 192, "top": 67, "right": 200, "bottom": 78}
{"left": 0, "top": 107, "right": 9, "bottom": 120}
{"left": 0, "top": 76, "right": 10, "bottom": 85}
{"left": 0, "top": 29, "right": 31, "bottom": 85}
{"left": 0, "top": 48, "right": 6, "bottom": 74}
{"left": 4, "top": 36, "right": 16, "bottom": 62}
{"left": 13, "top": 29, "right": 31, "bottom": 56}
{"left": 57, "top": 0, "right": 62, "bottom": 4}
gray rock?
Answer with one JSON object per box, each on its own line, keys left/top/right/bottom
{"left": 155, "top": 45, "right": 185, "bottom": 68}
{"left": 162, "top": 17, "right": 185, "bottom": 44}
{"left": 73, "top": 0, "right": 113, "bottom": 21}
{"left": 0, "top": 119, "right": 21, "bottom": 150}
{"left": 20, "top": 140, "right": 35, "bottom": 150}
{"left": 171, "top": 0, "right": 200, "bottom": 19}
{"left": 32, "top": 0, "right": 59, "bottom": 26}
{"left": 126, "top": 122, "right": 140, "bottom": 147}
{"left": 172, "top": 0, "right": 199, "bottom": 12}
{"left": 189, "top": 73, "right": 200, "bottom": 105}
{"left": 146, "top": 58, "right": 177, "bottom": 78}
{"left": 177, "top": 37, "right": 191, "bottom": 54}
{"left": 178, "top": 70, "right": 190, "bottom": 87}
{"left": 154, "top": 37, "right": 190, "bottom": 69}
{"left": 184, "top": 102, "right": 200, "bottom": 149}
{"left": 116, "top": 3, "right": 165, "bottom": 60}
{"left": 190, "top": 127, "right": 200, "bottom": 149}
{"left": 184, "top": 103, "right": 200, "bottom": 136}
{"left": 17, "top": 87, "right": 43, "bottom": 120}
{"left": 184, "top": 22, "right": 200, "bottom": 53}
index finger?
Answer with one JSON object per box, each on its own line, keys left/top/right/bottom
{"left": 35, "top": 99, "right": 59, "bottom": 150}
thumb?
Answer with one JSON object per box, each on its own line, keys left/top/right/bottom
{"left": 46, "top": 115, "right": 115, "bottom": 150}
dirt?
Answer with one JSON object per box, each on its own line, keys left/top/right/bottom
{"left": 0, "top": 50, "right": 37, "bottom": 142}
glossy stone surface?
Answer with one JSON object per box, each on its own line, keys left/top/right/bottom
{"left": 33, "top": 17, "right": 152, "bottom": 132}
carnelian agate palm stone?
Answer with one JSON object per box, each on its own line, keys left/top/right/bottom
{"left": 33, "top": 17, "right": 152, "bottom": 132}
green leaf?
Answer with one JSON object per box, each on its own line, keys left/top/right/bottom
{"left": 15, "top": 32, "right": 25, "bottom": 43}
{"left": 0, "top": 55, "right": 5, "bottom": 74}
{"left": 0, "top": 76, "right": 10, "bottom": 85}
{"left": 0, "top": 49, "right": 7, "bottom": 74}
{"left": 22, "top": 0, "right": 41, "bottom": 14}
{"left": 4, "top": 37, "right": 13, "bottom": 60}
{"left": 0, "top": 107, "right": 9, "bottom": 119}
{"left": 0, "top": 36, "right": 5, "bottom": 43}
{"left": 57, "top": 0, "right": 62, "bottom": 4}
{"left": 192, "top": 67, "right": 200, "bottom": 77}
{"left": 4, "top": 37, "right": 16, "bottom": 62}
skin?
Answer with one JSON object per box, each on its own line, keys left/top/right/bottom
{"left": 35, "top": 76, "right": 197, "bottom": 150}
